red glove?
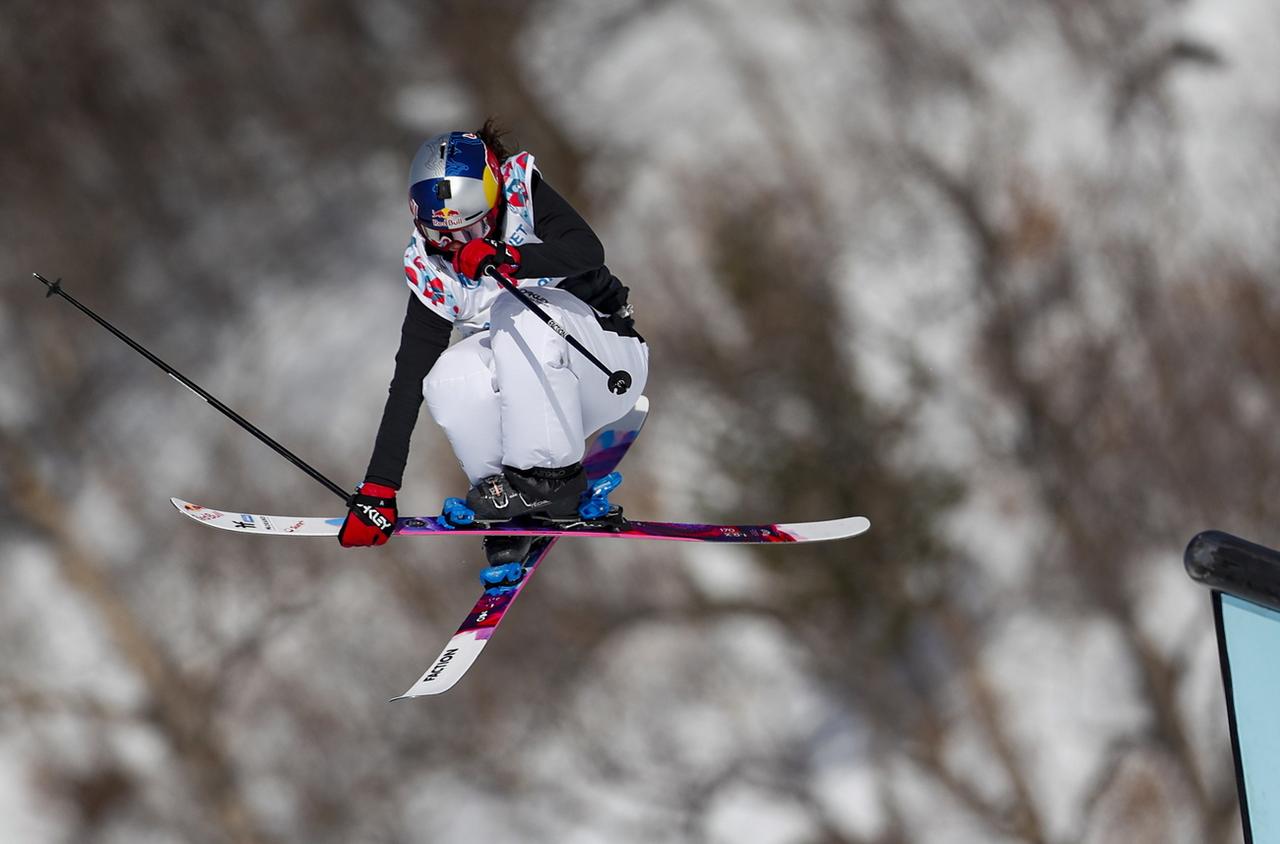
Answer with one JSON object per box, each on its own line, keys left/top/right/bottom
{"left": 452, "top": 238, "right": 520, "bottom": 280}
{"left": 338, "top": 481, "right": 398, "bottom": 547}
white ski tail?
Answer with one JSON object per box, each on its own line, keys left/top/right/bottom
{"left": 775, "top": 516, "right": 871, "bottom": 542}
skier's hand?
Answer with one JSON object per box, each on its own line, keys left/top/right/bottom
{"left": 338, "top": 481, "right": 398, "bottom": 547}
{"left": 452, "top": 238, "right": 520, "bottom": 281}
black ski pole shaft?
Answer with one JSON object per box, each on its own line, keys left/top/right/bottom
{"left": 32, "top": 272, "right": 350, "bottom": 503}
{"left": 484, "top": 267, "right": 632, "bottom": 395}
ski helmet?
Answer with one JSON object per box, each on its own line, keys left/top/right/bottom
{"left": 408, "top": 131, "right": 502, "bottom": 247}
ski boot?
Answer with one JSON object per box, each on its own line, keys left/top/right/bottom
{"left": 483, "top": 534, "right": 534, "bottom": 565}
{"left": 465, "top": 463, "right": 588, "bottom": 524}
{"left": 432, "top": 498, "right": 533, "bottom": 593}
{"left": 478, "top": 533, "right": 534, "bottom": 595}
{"left": 467, "top": 463, "right": 586, "bottom": 594}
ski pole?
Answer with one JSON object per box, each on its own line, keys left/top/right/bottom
{"left": 484, "top": 266, "right": 633, "bottom": 395}
{"left": 32, "top": 272, "right": 351, "bottom": 503}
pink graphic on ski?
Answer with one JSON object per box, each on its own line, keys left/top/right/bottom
{"left": 392, "top": 397, "right": 650, "bottom": 698}
{"left": 391, "top": 517, "right": 868, "bottom": 543}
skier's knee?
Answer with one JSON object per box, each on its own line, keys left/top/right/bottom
{"left": 424, "top": 354, "right": 494, "bottom": 407}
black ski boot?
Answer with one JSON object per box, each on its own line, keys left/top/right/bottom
{"left": 483, "top": 535, "right": 534, "bottom": 565}
{"left": 479, "top": 536, "right": 534, "bottom": 593}
{"left": 465, "top": 463, "right": 588, "bottom": 524}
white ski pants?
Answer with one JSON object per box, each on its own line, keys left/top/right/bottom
{"left": 424, "top": 288, "right": 648, "bottom": 484}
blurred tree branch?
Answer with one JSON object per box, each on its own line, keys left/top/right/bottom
{"left": 1, "top": 438, "right": 277, "bottom": 844}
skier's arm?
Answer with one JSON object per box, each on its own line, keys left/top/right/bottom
{"left": 364, "top": 293, "right": 452, "bottom": 488}
{"left": 512, "top": 177, "right": 606, "bottom": 279}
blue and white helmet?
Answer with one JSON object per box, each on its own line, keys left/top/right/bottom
{"left": 408, "top": 131, "right": 503, "bottom": 247}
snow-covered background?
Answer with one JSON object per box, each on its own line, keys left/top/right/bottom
{"left": 3, "top": 1, "right": 1278, "bottom": 841}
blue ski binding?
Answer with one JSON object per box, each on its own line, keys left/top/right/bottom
{"left": 438, "top": 497, "right": 476, "bottom": 529}
{"left": 578, "top": 472, "right": 623, "bottom": 520}
{"left": 479, "top": 562, "right": 525, "bottom": 595}
{"left": 440, "top": 472, "right": 624, "bottom": 532}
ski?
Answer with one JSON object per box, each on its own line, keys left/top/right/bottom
{"left": 393, "top": 397, "right": 650, "bottom": 698}
{"left": 171, "top": 499, "right": 870, "bottom": 545}
{"left": 166, "top": 393, "right": 871, "bottom": 697}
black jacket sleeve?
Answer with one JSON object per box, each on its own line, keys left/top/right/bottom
{"left": 363, "top": 292, "right": 453, "bottom": 488}
{"left": 513, "top": 176, "right": 605, "bottom": 280}
{"left": 516, "top": 176, "right": 634, "bottom": 318}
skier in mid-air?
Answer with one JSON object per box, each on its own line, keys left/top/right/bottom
{"left": 336, "top": 121, "right": 649, "bottom": 585}
{"left": 34, "top": 120, "right": 867, "bottom": 696}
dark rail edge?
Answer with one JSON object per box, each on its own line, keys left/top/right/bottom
{"left": 1185, "top": 530, "right": 1280, "bottom": 614}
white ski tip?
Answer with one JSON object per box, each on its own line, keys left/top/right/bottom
{"left": 170, "top": 497, "right": 243, "bottom": 530}
{"left": 170, "top": 497, "right": 341, "bottom": 536}
{"left": 394, "top": 633, "right": 489, "bottom": 699}
{"left": 778, "top": 516, "right": 871, "bottom": 542}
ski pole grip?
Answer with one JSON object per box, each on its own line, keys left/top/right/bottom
{"left": 608, "top": 370, "right": 632, "bottom": 395}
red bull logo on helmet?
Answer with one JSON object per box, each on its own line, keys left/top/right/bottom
{"left": 431, "top": 207, "right": 463, "bottom": 228}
